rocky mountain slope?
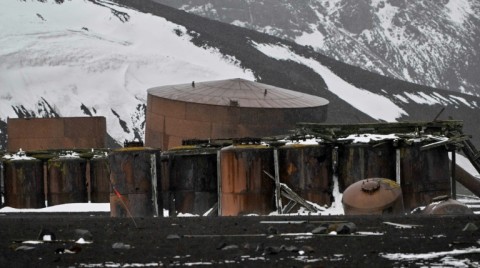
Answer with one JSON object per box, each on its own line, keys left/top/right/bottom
{"left": 155, "top": 0, "right": 480, "bottom": 96}
{"left": 1, "top": 0, "right": 479, "bottom": 150}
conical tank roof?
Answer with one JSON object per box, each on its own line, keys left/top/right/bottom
{"left": 147, "top": 78, "right": 329, "bottom": 108}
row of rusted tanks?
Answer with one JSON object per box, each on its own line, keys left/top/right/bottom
{"left": 0, "top": 134, "right": 463, "bottom": 216}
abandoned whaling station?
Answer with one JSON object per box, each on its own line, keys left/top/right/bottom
{"left": 1, "top": 78, "right": 480, "bottom": 217}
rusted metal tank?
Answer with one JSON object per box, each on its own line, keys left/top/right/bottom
{"left": 400, "top": 145, "right": 450, "bottom": 211}
{"left": 89, "top": 155, "right": 110, "bottom": 203}
{"left": 3, "top": 157, "right": 45, "bottom": 208}
{"left": 108, "top": 147, "right": 162, "bottom": 217}
{"left": 161, "top": 146, "right": 218, "bottom": 215}
{"left": 342, "top": 178, "right": 404, "bottom": 215}
{"left": 47, "top": 156, "right": 87, "bottom": 206}
{"left": 337, "top": 141, "right": 396, "bottom": 192}
{"left": 277, "top": 143, "right": 333, "bottom": 206}
{"left": 219, "top": 144, "right": 275, "bottom": 216}
{"left": 423, "top": 196, "right": 474, "bottom": 215}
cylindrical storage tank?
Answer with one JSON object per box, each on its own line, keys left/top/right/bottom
{"left": 145, "top": 78, "right": 329, "bottom": 150}
{"left": 277, "top": 143, "right": 333, "bottom": 207}
{"left": 108, "top": 147, "right": 162, "bottom": 217}
{"left": 47, "top": 157, "right": 87, "bottom": 206}
{"left": 3, "top": 157, "right": 45, "bottom": 208}
{"left": 220, "top": 144, "right": 275, "bottom": 216}
{"left": 161, "top": 146, "right": 218, "bottom": 215}
{"left": 337, "top": 141, "right": 396, "bottom": 192}
{"left": 342, "top": 178, "right": 404, "bottom": 215}
{"left": 400, "top": 144, "right": 450, "bottom": 211}
{"left": 423, "top": 197, "right": 474, "bottom": 215}
{"left": 90, "top": 155, "right": 110, "bottom": 203}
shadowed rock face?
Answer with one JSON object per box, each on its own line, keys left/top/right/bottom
{"left": 154, "top": 0, "right": 480, "bottom": 96}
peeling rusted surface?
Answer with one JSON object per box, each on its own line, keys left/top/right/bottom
{"left": 4, "top": 159, "right": 45, "bottom": 208}
{"left": 90, "top": 157, "right": 110, "bottom": 203}
{"left": 108, "top": 148, "right": 162, "bottom": 217}
{"left": 219, "top": 145, "right": 275, "bottom": 216}
{"left": 342, "top": 178, "right": 404, "bottom": 215}
{"left": 161, "top": 147, "right": 218, "bottom": 215}
{"left": 337, "top": 142, "right": 396, "bottom": 192}
{"left": 47, "top": 158, "right": 87, "bottom": 206}
{"left": 400, "top": 145, "right": 451, "bottom": 211}
{"left": 278, "top": 144, "right": 333, "bottom": 206}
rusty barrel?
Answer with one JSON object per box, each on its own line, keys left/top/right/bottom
{"left": 277, "top": 143, "right": 333, "bottom": 207}
{"left": 108, "top": 147, "right": 162, "bottom": 217}
{"left": 161, "top": 146, "right": 218, "bottom": 215}
{"left": 342, "top": 178, "right": 404, "bottom": 215}
{"left": 47, "top": 156, "right": 87, "bottom": 205}
{"left": 219, "top": 144, "right": 275, "bottom": 216}
{"left": 423, "top": 196, "right": 473, "bottom": 215}
{"left": 337, "top": 141, "right": 396, "bottom": 192}
{"left": 400, "top": 144, "right": 450, "bottom": 211}
{"left": 3, "top": 157, "right": 45, "bottom": 208}
{"left": 90, "top": 155, "right": 110, "bottom": 203}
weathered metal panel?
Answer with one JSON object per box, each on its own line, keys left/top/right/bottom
{"left": 4, "top": 158, "right": 45, "bottom": 208}
{"left": 47, "top": 157, "right": 87, "bottom": 206}
{"left": 337, "top": 142, "right": 396, "bottom": 192}
{"left": 278, "top": 144, "right": 333, "bottom": 207}
{"left": 108, "top": 148, "right": 162, "bottom": 217}
{"left": 161, "top": 147, "right": 218, "bottom": 215}
{"left": 400, "top": 145, "right": 450, "bottom": 210}
{"left": 219, "top": 145, "right": 275, "bottom": 216}
{"left": 90, "top": 156, "right": 110, "bottom": 203}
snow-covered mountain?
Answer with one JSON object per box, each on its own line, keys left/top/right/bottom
{"left": 154, "top": 0, "right": 480, "bottom": 96}
{"left": 1, "top": 0, "right": 480, "bottom": 150}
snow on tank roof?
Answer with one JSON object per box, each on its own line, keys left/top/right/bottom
{"left": 147, "top": 78, "right": 329, "bottom": 108}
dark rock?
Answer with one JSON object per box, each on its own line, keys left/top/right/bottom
{"left": 267, "top": 226, "right": 278, "bottom": 235}
{"left": 462, "top": 222, "right": 478, "bottom": 232}
{"left": 311, "top": 226, "right": 328, "bottom": 234}
{"left": 336, "top": 222, "right": 357, "bottom": 234}
{"left": 216, "top": 242, "right": 227, "bottom": 250}
{"left": 301, "top": 245, "right": 315, "bottom": 253}
{"left": 264, "top": 246, "right": 282, "bottom": 255}
{"left": 74, "top": 229, "right": 93, "bottom": 241}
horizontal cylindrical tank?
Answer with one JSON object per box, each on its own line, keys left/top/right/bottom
{"left": 90, "top": 156, "right": 110, "bottom": 203}
{"left": 3, "top": 158, "right": 45, "bottom": 208}
{"left": 108, "top": 147, "right": 162, "bottom": 217}
{"left": 342, "top": 178, "right": 404, "bottom": 215}
{"left": 454, "top": 163, "right": 480, "bottom": 198}
{"left": 423, "top": 196, "right": 473, "bottom": 215}
{"left": 220, "top": 144, "right": 275, "bottom": 216}
{"left": 161, "top": 146, "right": 218, "bottom": 215}
{"left": 47, "top": 157, "right": 87, "bottom": 206}
{"left": 337, "top": 141, "right": 396, "bottom": 192}
{"left": 400, "top": 145, "right": 450, "bottom": 210}
{"left": 277, "top": 143, "right": 333, "bottom": 207}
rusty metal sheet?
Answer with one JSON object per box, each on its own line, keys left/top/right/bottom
{"left": 90, "top": 157, "right": 110, "bottom": 203}
{"left": 4, "top": 159, "right": 45, "bottom": 208}
{"left": 47, "top": 158, "right": 87, "bottom": 206}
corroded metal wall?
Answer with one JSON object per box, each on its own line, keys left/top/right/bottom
{"left": 90, "top": 156, "right": 110, "bottom": 203}
{"left": 145, "top": 96, "right": 328, "bottom": 150}
{"left": 278, "top": 144, "right": 333, "bottom": 206}
{"left": 337, "top": 142, "right": 396, "bottom": 192}
{"left": 400, "top": 145, "right": 450, "bottom": 210}
{"left": 4, "top": 159, "right": 45, "bottom": 208}
{"left": 161, "top": 147, "right": 218, "bottom": 215}
{"left": 47, "top": 157, "right": 87, "bottom": 206}
{"left": 219, "top": 145, "right": 275, "bottom": 216}
{"left": 108, "top": 148, "right": 162, "bottom": 217}
{"left": 7, "top": 117, "right": 107, "bottom": 152}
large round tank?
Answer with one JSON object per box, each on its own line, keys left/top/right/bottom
{"left": 219, "top": 144, "right": 275, "bottom": 216}
{"left": 161, "top": 146, "right": 218, "bottom": 215}
{"left": 337, "top": 141, "right": 396, "bottom": 192}
{"left": 3, "top": 158, "right": 45, "bottom": 208}
{"left": 145, "top": 78, "right": 329, "bottom": 150}
{"left": 108, "top": 147, "right": 162, "bottom": 217}
{"left": 423, "top": 196, "right": 473, "bottom": 215}
{"left": 90, "top": 155, "right": 110, "bottom": 203}
{"left": 47, "top": 157, "right": 87, "bottom": 206}
{"left": 400, "top": 144, "right": 450, "bottom": 211}
{"left": 277, "top": 143, "right": 333, "bottom": 207}
{"left": 342, "top": 178, "right": 404, "bottom": 215}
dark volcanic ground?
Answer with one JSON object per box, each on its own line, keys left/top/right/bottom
{"left": 1, "top": 213, "right": 480, "bottom": 267}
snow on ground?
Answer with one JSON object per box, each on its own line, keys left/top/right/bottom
{"left": 251, "top": 41, "right": 408, "bottom": 122}
{"left": 0, "top": 0, "right": 254, "bottom": 142}
{"left": 0, "top": 203, "right": 109, "bottom": 213}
